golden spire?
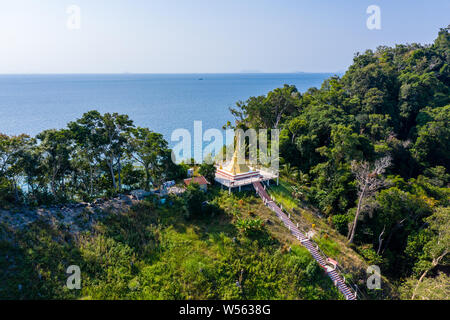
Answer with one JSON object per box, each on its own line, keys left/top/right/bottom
{"left": 223, "top": 131, "right": 251, "bottom": 175}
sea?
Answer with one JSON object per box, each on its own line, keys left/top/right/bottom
{"left": 0, "top": 73, "right": 333, "bottom": 148}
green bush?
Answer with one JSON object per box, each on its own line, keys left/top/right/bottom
{"left": 332, "top": 214, "right": 350, "bottom": 235}
{"left": 235, "top": 218, "right": 264, "bottom": 236}
{"left": 359, "top": 246, "right": 384, "bottom": 266}
{"left": 183, "top": 183, "right": 207, "bottom": 218}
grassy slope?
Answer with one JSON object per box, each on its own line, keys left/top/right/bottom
{"left": 266, "top": 178, "right": 398, "bottom": 299}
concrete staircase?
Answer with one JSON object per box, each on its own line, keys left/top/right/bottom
{"left": 253, "top": 181, "right": 357, "bottom": 300}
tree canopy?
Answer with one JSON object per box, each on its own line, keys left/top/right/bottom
{"left": 0, "top": 111, "right": 181, "bottom": 205}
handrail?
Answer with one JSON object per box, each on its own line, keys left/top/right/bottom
{"left": 253, "top": 181, "right": 357, "bottom": 300}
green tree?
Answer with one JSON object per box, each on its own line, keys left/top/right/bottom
{"left": 198, "top": 163, "right": 216, "bottom": 184}
{"left": 97, "top": 112, "right": 134, "bottom": 192}
{"left": 128, "top": 127, "right": 169, "bottom": 190}
{"left": 411, "top": 207, "right": 449, "bottom": 299}
{"left": 36, "top": 129, "right": 73, "bottom": 199}
{"left": 183, "top": 183, "right": 207, "bottom": 218}
{"left": 413, "top": 105, "right": 450, "bottom": 171}
{"left": 230, "top": 84, "right": 301, "bottom": 129}
{"left": 68, "top": 110, "right": 105, "bottom": 197}
{"left": 0, "top": 134, "right": 33, "bottom": 202}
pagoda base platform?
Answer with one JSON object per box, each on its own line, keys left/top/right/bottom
{"left": 215, "top": 167, "right": 278, "bottom": 193}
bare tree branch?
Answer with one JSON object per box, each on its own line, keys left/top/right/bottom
{"left": 348, "top": 155, "right": 392, "bottom": 244}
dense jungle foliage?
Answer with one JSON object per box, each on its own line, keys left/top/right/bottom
{"left": 229, "top": 27, "right": 450, "bottom": 299}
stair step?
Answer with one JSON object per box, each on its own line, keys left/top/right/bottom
{"left": 253, "top": 181, "right": 356, "bottom": 300}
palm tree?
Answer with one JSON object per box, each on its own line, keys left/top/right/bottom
{"left": 297, "top": 170, "right": 309, "bottom": 186}
{"left": 280, "top": 163, "right": 298, "bottom": 181}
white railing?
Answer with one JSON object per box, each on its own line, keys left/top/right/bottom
{"left": 253, "top": 181, "right": 357, "bottom": 300}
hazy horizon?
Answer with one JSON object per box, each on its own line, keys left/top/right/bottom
{"left": 0, "top": 71, "right": 342, "bottom": 75}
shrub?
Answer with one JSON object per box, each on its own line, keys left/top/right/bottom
{"left": 359, "top": 246, "right": 384, "bottom": 265}
{"left": 332, "top": 214, "right": 350, "bottom": 235}
{"left": 183, "top": 184, "right": 207, "bottom": 218}
{"left": 198, "top": 163, "right": 216, "bottom": 184}
{"left": 235, "top": 218, "right": 264, "bottom": 236}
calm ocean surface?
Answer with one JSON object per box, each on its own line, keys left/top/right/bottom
{"left": 0, "top": 73, "right": 332, "bottom": 146}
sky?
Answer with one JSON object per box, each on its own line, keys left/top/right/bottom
{"left": 0, "top": 0, "right": 448, "bottom": 74}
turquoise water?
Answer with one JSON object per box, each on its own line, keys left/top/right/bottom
{"left": 0, "top": 73, "right": 332, "bottom": 145}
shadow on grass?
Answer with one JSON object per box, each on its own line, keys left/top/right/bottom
{"left": 0, "top": 221, "right": 84, "bottom": 299}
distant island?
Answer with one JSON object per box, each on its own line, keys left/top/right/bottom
{"left": 240, "top": 69, "right": 262, "bottom": 73}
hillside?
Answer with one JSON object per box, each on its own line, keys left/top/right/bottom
{"left": 0, "top": 186, "right": 351, "bottom": 300}
{"left": 229, "top": 26, "right": 450, "bottom": 299}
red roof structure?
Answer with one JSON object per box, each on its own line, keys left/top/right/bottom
{"left": 184, "top": 176, "right": 210, "bottom": 186}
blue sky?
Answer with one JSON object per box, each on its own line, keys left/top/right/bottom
{"left": 0, "top": 0, "right": 448, "bottom": 73}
